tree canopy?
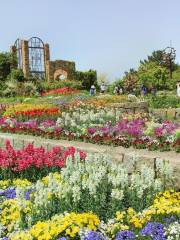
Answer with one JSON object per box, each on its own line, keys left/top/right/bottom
{"left": 0, "top": 52, "right": 16, "bottom": 81}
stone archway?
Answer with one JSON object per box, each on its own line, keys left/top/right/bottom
{"left": 54, "top": 69, "right": 68, "bottom": 81}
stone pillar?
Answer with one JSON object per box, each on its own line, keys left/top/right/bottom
{"left": 44, "top": 43, "right": 50, "bottom": 80}
{"left": 21, "top": 40, "right": 29, "bottom": 78}
{"left": 44, "top": 43, "right": 50, "bottom": 62}
{"left": 10, "top": 45, "right": 18, "bottom": 69}
{"left": 45, "top": 61, "right": 54, "bottom": 82}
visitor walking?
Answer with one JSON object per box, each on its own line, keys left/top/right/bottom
{"left": 114, "top": 85, "right": 122, "bottom": 95}
{"left": 151, "top": 86, "right": 157, "bottom": 97}
{"left": 141, "top": 85, "right": 147, "bottom": 97}
{"left": 100, "top": 83, "right": 106, "bottom": 94}
{"left": 177, "top": 81, "right": 180, "bottom": 97}
{"left": 90, "top": 85, "right": 96, "bottom": 96}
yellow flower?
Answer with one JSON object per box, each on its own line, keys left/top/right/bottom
{"left": 15, "top": 212, "right": 100, "bottom": 239}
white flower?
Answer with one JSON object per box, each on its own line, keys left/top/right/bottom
{"left": 111, "top": 188, "right": 124, "bottom": 200}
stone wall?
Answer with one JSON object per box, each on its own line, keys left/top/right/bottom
{"left": 110, "top": 101, "right": 149, "bottom": 114}
{"left": 46, "top": 60, "right": 76, "bottom": 82}
{"left": 151, "top": 108, "right": 180, "bottom": 120}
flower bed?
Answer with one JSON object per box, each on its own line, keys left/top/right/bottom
{"left": 0, "top": 117, "right": 179, "bottom": 152}
{"left": 0, "top": 146, "right": 179, "bottom": 239}
{"left": 0, "top": 140, "right": 86, "bottom": 181}
{"left": 3, "top": 103, "right": 60, "bottom": 121}
{"left": 42, "top": 87, "right": 80, "bottom": 96}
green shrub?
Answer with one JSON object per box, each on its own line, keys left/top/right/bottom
{"left": 3, "top": 79, "right": 19, "bottom": 97}
{"left": 149, "top": 95, "right": 180, "bottom": 108}
{"left": 75, "top": 69, "right": 97, "bottom": 90}
{"left": 23, "top": 81, "right": 37, "bottom": 96}
{"left": 7, "top": 68, "right": 25, "bottom": 82}
{"left": 2, "top": 79, "right": 37, "bottom": 97}
{"left": 38, "top": 80, "right": 83, "bottom": 92}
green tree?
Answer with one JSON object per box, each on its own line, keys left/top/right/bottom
{"left": 0, "top": 52, "right": 16, "bottom": 81}
{"left": 138, "top": 61, "right": 168, "bottom": 90}
{"left": 75, "top": 69, "right": 97, "bottom": 90}
{"left": 140, "top": 50, "right": 178, "bottom": 70}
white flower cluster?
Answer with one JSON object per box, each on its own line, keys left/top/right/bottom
{"left": 56, "top": 107, "right": 121, "bottom": 129}
{"left": 165, "top": 221, "right": 180, "bottom": 240}
{"left": 59, "top": 152, "right": 173, "bottom": 202}
{"left": 11, "top": 152, "right": 174, "bottom": 218}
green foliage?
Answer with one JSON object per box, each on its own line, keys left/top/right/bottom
{"left": 7, "top": 68, "right": 25, "bottom": 82}
{"left": 118, "top": 49, "right": 179, "bottom": 92}
{"left": 148, "top": 94, "right": 180, "bottom": 108}
{"left": 2, "top": 79, "right": 18, "bottom": 97}
{"left": 0, "top": 52, "right": 16, "bottom": 81}
{"left": 170, "top": 66, "right": 180, "bottom": 89}
{"left": 75, "top": 69, "right": 97, "bottom": 90}
{"left": 38, "top": 80, "right": 83, "bottom": 92}
{"left": 138, "top": 61, "right": 168, "bottom": 89}
{"left": 140, "top": 49, "right": 178, "bottom": 71}
{"left": 2, "top": 79, "right": 37, "bottom": 97}
{"left": 23, "top": 81, "right": 38, "bottom": 96}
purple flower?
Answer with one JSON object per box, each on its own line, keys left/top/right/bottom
{"left": 115, "top": 230, "right": 135, "bottom": 240}
{"left": 40, "top": 120, "right": 56, "bottom": 128}
{"left": 100, "top": 127, "right": 110, "bottom": 135}
{"left": 0, "top": 188, "right": 16, "bottom": 199}
{"left": 24, "top": 189, "right": 33, "bottom": 200}
{"left": 164, "top": 216, "right": 176, "bottom": 224}
{"left": 88, "top": 127, "right": 96, "bottom": 135}
{"left": 141, "top": 222, "right": 166, "bottom": 240}
{"left": 20, "top": 120, "right": 38, "bottom": 128}
{"left": 154, "top": 128, "right": 164, "bottom": 137}
{"left": 58, "top": 238, "right": 67, "bottom": 240}
{"left": 0, "top": 188, "right": 33, "bottom": 200}
{"left": 84, "top": 231, "right": 107, "bottom": 240}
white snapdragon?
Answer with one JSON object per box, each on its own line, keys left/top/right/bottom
{"left": 111, "top": 188, "right": 124, "bottom": 200}
{"left": 156, "top": 158, "right": 173, "bottom": 180}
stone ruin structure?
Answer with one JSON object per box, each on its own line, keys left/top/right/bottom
{"left": 10, "top": 37, "right": 76, "bottom": 81}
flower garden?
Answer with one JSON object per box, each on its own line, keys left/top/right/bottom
{"left": 0, "top": 92, "right": 179, "bottom": 152}
{"left": 0, "top": 88, "right": 179, "bottom": 240}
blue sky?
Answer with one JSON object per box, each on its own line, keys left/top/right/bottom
{"left": 0, "top": 0, "right": 180, "bottom": 80}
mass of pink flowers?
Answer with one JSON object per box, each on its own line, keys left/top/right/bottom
{"left": 0, "top": 140, "right": 86, "bottom": 173}
{"left": 0, "top": 117, "right": 179, "bottom": 152}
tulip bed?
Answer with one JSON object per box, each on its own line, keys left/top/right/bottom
{"left": 41, "top": 87, "right": 81, "bottom": 96}
{"left": 0, "top": 142, "right": 179, "bottom": 240}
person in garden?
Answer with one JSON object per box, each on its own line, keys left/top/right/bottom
{"left": 177, "top": 81, "right": 180, "bottom": 97}
{"left": 114, "top": 85, "right": 121, "bottom": 95}
{"left": 100, "top": 83, "right": 106, "bottom": 94}
{"left": 141, "top": 85, "right": 147, "bottom": 97}
{"left": 90, "top": 85, "right": 96, "bottom": 96}
{"left": 151, "top": 85, "right": 157, "bottom": 97}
